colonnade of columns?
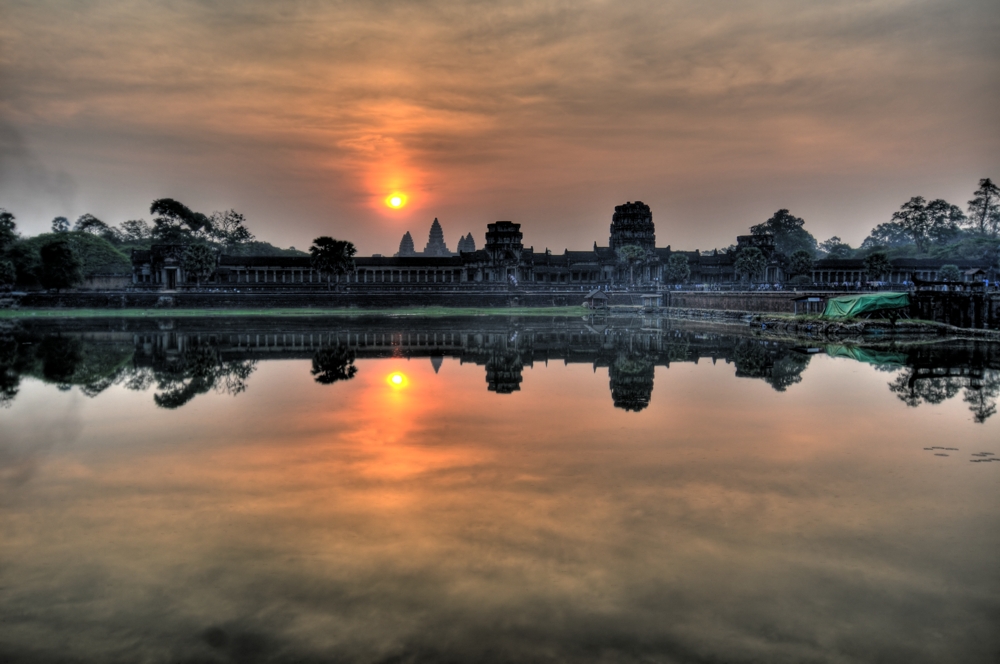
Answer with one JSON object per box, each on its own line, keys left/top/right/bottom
{"left": 227, "top": 268, "right": 470, "bottom": 285}
{"left": 811, "top": 270, "right": 941, "bottom": 284}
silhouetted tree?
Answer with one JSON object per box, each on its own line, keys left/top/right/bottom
{"left": 616, "top": 244, "right": 647, "bottom": 285}
{"left": 925, "top": 199, "right": 965, "bottom": 245}
{"left": 209, "top": 210, "right": 255, "bottom": 248}
{"left": 863, "top": 252, "right": 892, "bottom": 281}
{"left": 663, "top": 253, "right": 690, "bottom": 284}
{"left": 787, "top": 249, "right": 814, "bottom": 278}
{"left": 0, "top": 260, "right": 14, "bottom": 290}
{"left": 967, "top": 178, "right": 1000, "bottom": 236}
{"left": 310, "top": 237, "right": 356, "bottom": 290}
{"left": 938, "top": 264, "right": 962, "bottom": 282}
{"left": 734, "top": 247, "right": 766, "bottom": 283}
{"left": 751, "top": 209, "right": 817, "bottom": 256}
{"left": 889, "top": 197, "right": 964, "bottom": 252}
{"left": 150, "top": 198, "right": 213, "bottom": 242}
{"left": 861, "top": 222, "right": 910, "bottom": 250}
{"left": 0, "top": 209, "right": 17, "bottom": 254}
{"left": 38, "top": 239, "right": 83, "bottom": 291}
{"left": 820, "top": 237, "right": 853, "bottom": 258}
{"left": 310, "top": 346, "right": 357, "bottom": 384}
{"left": 51, "top": 216, "right": 70, "bottom": 233}
{"left": 182, "top": 243, "right": 217, "bottom": 287}
{"left": 119, "top": 219, "right": 152, "bottom": 244}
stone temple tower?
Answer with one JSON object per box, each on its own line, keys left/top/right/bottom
{"left": 397, "top": 231, "right": 416, "bottom": 257}
{"left": 609, "top": 201, "right": 655, "bottom": 252}
{"left": 424, "top": 218, "right": 451, "bottom": 256}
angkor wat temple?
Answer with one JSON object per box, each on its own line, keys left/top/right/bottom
{"left": 131, "top": 202, "right": 990, "bottom": 290}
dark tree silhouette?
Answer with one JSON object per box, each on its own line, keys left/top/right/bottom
{"left": 787, "top": 249, "right": 814, "bottom": 278}
{"left": 663, "top": 253, "right": 690, "bottom": 284}
{"left": 616, "top": 244, "right": 647, "bottom": 285}
{"left": 734, "top": 247, "right": 766, "bottom": 283}
{"left": 150, "top": 198, "right": 213, "bottom": 242}
{"left": 310, "top": 237, "right": 356, "bottom": 290}
{"left": 38, "top": 239, "right": 83, "bottom": 291}
{"left": 0, "top": 209, "right": 17, "bottom": 254}
{"left": 36, "top": 336, "right": 83, "bottom": 385}
{"left": 310, "top": 346, "right": 358, "bottom": 384}
{"left": 182, "top": 243, "right": 217, "bottom": 287}
{"left": 967, "top": 178, "right": 1000, "bottom": 236}
{"left": 863, "top": 252, "right": 892, "bottom": 281}
{"left": 751, "top": 209, "right": 817, "bottom": 256}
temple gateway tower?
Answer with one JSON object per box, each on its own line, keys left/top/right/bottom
{"left": 609, "top": 201, "right": 655, "bottom": 252}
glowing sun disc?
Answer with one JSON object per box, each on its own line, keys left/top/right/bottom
{"left": 386, "top": 193, "right": 408, "bottom": 209}
{"left": 387, "top": 372, "right": 408, "bottom": 388}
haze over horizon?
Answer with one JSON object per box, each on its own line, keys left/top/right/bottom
{"left": 1, "top": 0, "right": 998, "bottom": 256}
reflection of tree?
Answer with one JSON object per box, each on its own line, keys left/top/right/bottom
{"left": 964, "top": 370, "right": 1000, "bottom": 424}
{"left": 765, "top": 353, "right": 811, "bottom": 392}
{"left": 888, "top": 367, "right": 999, "bottom": 423}
{"left": 486, "top": 347, "right": 523, "bottom": 394}
{"left": 731, "top": 339, "right": 770, "bottom": 379}
{"left": 609, "top": 353, "right": 654, "bottom": 412}
{"left": 147, "top": 346, "right": 256, "bottom": 409}
{"left": 730, "top": 339, "right": 809, "bottom": 392}
{"left": 310, "top": 346, "right": 358, "bottom": 385}
{"left": 888, "top": 371, "right": 964, "bottom": 408}
{"left": 0, "top": 335, "right": 20, "bottom": 407}
{"left": 36, "top": 336, "right": 82, "bottom": 386}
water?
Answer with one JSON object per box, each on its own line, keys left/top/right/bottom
{"left": 1, "top": 316, "right": 998, "bottom": 663}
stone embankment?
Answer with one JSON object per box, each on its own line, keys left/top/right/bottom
{"left": 748, "top": 315, "right": 1000, "bottom": 341}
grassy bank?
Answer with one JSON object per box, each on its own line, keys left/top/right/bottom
{"left": 0, "top": 306, "right": 591, "bottom": 319}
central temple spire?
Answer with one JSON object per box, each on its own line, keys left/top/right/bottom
{"left": 424, "top": 218, "right": 451, "bottom": 256}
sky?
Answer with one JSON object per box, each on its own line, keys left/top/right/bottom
{"left": 1, "top": 0, "right": 998, "bottom": 256}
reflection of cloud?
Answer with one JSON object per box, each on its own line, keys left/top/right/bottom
{"left": 0, "top": 384, "right": 82, "bottom": 490}
{"left": 0, "top": 353, "right": 997, "bottom": 662}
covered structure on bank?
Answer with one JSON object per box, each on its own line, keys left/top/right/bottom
{"left": 822, "top": 293, "right": 910, "bottom": 319}
{"left": 583, "top": 289, "right": 609, "bottom": 309}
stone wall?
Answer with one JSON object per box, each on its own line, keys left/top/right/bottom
{"left": 910, "top": 292, "right": 1000, "bottom": 329}
{"left": 660, "top": 291, "right": 839, "bottom": 314}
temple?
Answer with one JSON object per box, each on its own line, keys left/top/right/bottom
{"left": 131, "top": 202, "right": 992, "bottom": 290}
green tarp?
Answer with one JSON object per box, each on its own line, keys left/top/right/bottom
{"left": 822, "top": 292, "right": 910, "bottom": 319}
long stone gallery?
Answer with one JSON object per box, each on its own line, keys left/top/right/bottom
{"left": 129, "top": 202, "right": 992, "bottom": 291}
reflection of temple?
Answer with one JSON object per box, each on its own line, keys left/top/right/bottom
{"left": 8, "top": 318, "right": 1000, "bottom": 420}
{"left": 9, "top": 318, "right": 815, "bottom": 411}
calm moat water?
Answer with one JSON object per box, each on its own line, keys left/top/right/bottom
{"left": 1, "top": 316, "right": 998, "bottom": 663}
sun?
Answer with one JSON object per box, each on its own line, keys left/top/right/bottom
{"left": 386, "top": 193, "right": 408, "bottom": 209}
{"left": 387, "top": 372, "right": 409, "bottom": 388}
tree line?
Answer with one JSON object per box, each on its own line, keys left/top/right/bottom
{"left": 610, "top": 178, "right": 998, "bottom": 286}
{"left": 0, "top": 198, "right": 304, "bottom": 290}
